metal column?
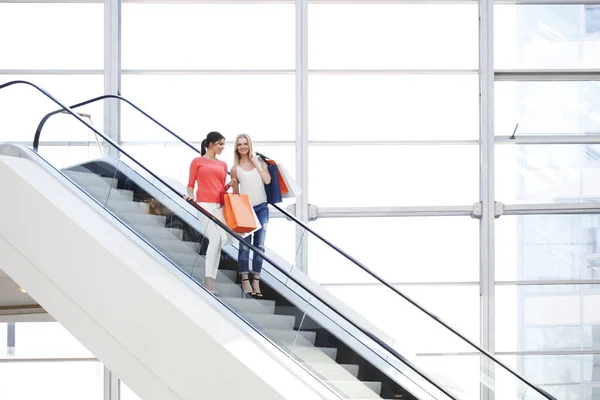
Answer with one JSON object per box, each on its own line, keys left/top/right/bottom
{"left": 295, "top": 0, "right": 309, "bottom": 273}
{"left": 479, "top": 0, "right": 496, "bottom": 396}
{"left": 104, "top": 367, "right": 119, "bottom": 400}
{"left": 104, "top": 0, "right": 121, "bottom": 156}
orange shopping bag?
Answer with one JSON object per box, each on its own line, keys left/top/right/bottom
{"left": 223, "top": 194, "right": 258, "bottom": 233}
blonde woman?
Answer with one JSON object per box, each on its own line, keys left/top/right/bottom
{"left": 230, "top": 134, "right": 271, "bottom": 298}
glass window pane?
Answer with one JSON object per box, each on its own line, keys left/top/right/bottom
{"left": 120, "top": 144, "right": 294, "bottom": 191}
{"left": 123, "top": 4, "right": 294, "bottom": 69}
{"left": 309, "top": 145, "right": 478, "bottom": 207}
{"left": 495, "top": 5, "right": 600, "bottom": 70}
{"left": 497, "top": 215, "right": 600, "bottom": 282}
{"left": 0, "top": 323, "right": 6, "bottom": 355}
{"left": 120, "top": 380, "right": 141, "bottom": 400}
{"left": 496, "top": 144, "right": 600, "bottom": 204}
{"left": 309, "top": 74, "right": 479, "bottom": 141}
{"left": 495, "top": 81, "right": 600, "bottom": 136}
{"left": 309, "top": 4, "right": 478, "bottom": 69}
{"left": 399, "top": 285, "right": 480, "bottom": 345}
{"left": 496, "top": 285, "right": 600, "bottom": 352}
{"left": 2, "top": 322, "right": 93, "bottom": 359}
{"left": 121, "top": 75, "right": 294, "bottom": 142}
{"left": 309, "top": 217, "right": 479, "bottom": 283}
{"left": 498, "top": 354, "right": 596, "bottom": 400}
{"left": 0, "top": 361, "right": 103, "bottom": 400}
{"left": 587, "top": 6, "right": 600, "bottom": 35}
{"left": 0, "top": 75, "right": 103, "bottom": 143}
{"left": 0, "top": 4, "right": 103, "bottom": 69}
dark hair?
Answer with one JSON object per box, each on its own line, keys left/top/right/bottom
{"left": 201, "top": 131, "right": 225, "bottom": 156}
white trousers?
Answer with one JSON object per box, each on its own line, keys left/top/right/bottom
{"left": 197, "top": 202, "right": 229, "bottom": 279}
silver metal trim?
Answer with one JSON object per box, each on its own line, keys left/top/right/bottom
{"left": 495, "top": 69, "right": 600, "bottom": 81}
{"left": 503, "top": 203, "right": 600, "bottom": 215}
{"left": 496, "top": 134, "right": 600, "bottom": 144}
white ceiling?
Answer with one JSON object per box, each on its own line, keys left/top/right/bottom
{"left": 0, "top": 268, "right": 46, "bottom": 321}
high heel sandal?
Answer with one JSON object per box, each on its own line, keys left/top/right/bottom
{"left": 252, "top": 277, "right": 263, "bottom": 298}
{"left": 241, "top": 277, "right": 256, "bottom": 296}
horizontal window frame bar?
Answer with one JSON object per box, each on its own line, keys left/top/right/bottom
{"left": 0, "top": 0, "right": 101, "bottom": 3}
{"left": 0, "top": 357, "right": 98, "bottom": 363}
{"left": 495, "top": 70, "right": 600, "bottom": 81}
{"left": 502, "top": 203, "right": 600, "bottom": 215}
{"left": 316, "top": 205, "right": 475, "bottom": 218}
{"left": 0, "top": 69, "right": 103, "bottom": 75}
{"left": 496, "top": 279, "right": 600, "bottom": 286}
{"left": 321, "top": 280, "right": 600, "bottom": 287}
{"left": 2, "top": 69, "right": 479, "bottom": 76}
{"left": 415, "top": 349, "right": 600, "bottom": 357}
{"left": 123, "top": 0, "right": 294, "bottom": 3}
{"left": 122, "top": 69, "right": 479, "bottom": 75}
{"left": 496, "top": 134, "right": 600, "bottom": 144}
{"left": 309, "top": 0, "right": 476, "bottom": 3}
{"left": 495, "top": 0, "right": 600, "bottom": 4}
{"left": 119, "top": 140, "right": 480, "bottom": 146}
{"left": 321, "top": 281, "right": 480, "bottom": 287}
{"left": 309, "top": 69, "right": 479, "bottom": 75}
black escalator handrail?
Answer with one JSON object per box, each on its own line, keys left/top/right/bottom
{"left": 271, "top": 204, "right": 557, "bottom": 400}
{"left": 1, "top": 79, "right": 460, "bottom": 400}
{"left": 1, "top": 80, "right": 108, "bottom": 153}
{"left": 33, "top": 94, "right": 199, "bottom": 153}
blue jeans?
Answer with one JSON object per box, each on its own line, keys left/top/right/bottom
{"left": 238, "top": 202, "right": 269, "bottom": 275}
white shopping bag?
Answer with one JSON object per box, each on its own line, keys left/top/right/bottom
{"left": 276, "top": 163, "right": 302, "bottom": 199}
{"left": 239, "top": 206, "right": 262, "bottom": 238}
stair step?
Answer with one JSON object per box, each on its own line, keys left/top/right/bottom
{"left": 134, "top": 224, "right": 184, "bottom": 241}
{"left": 245, "top": 313, "right": 296, "bottom": 330}
{"left": 289, "top": 345, "right": 338, "bottom": 362}
{"left": 106, "top": 198, "right": 150, "bottom": 214}
{"left": 215, "top": 282, "right": 244, "bottom": 298}
{"left": 221, "top": 297, "right": 276, "bottom": 314}
{"left": 118, "top": 212, "right": 167, "bottom": 227}
{"left": 63, "top": 169, "right": 119, "bottom": 188}
{"left": 302, "top": 363, "right": 360, "bottom": 380}
{"left": 265, "top": 329, "right": 316, "bottom": 345}
{"left": 325, "top": 381, "right": 382, "bottom": 399}
{"left": 152, "top": 237, "right": 198, "bottom": 254}
{"left": 86, "top": 186, "right": 134, "bottom": 202}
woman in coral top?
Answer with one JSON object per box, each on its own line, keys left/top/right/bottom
{"left": 184, "top": 131, "right": 229, "bottom": 294}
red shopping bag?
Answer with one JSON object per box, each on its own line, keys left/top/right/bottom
{"left": 223, "top": 194, "right": 258, "bottom": 233}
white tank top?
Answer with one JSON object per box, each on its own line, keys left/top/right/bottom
{"left": 237, "top": 166, "right": 267, "bottom": 206}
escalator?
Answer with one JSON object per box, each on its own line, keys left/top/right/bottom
{"left": 0, "top": 80, "right": 557, "bottom": 400}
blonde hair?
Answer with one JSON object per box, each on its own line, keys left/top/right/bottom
{"left": 233, "top": 133, "right": 254, "bottom": 167}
